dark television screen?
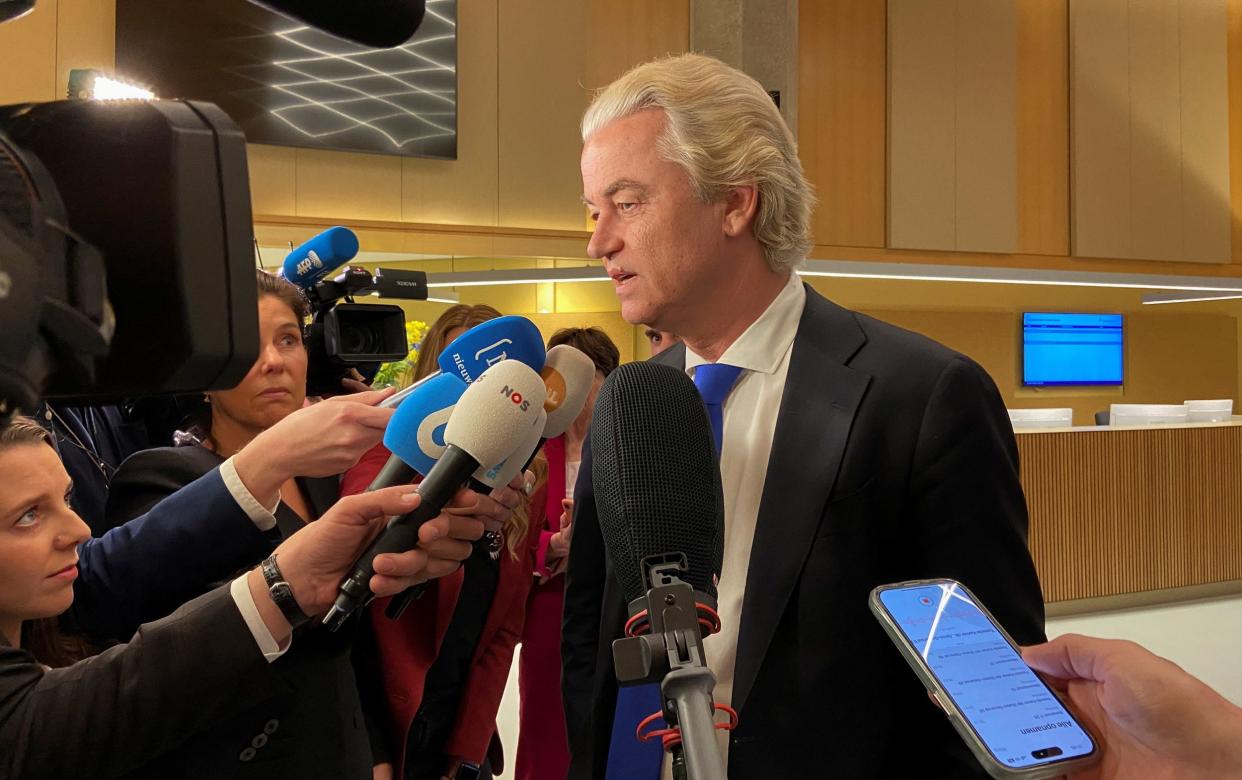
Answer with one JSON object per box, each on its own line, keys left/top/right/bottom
{"left": 116, "top": 0, "right": 457, "bottom": 159}
{"left": 1022, "top": 312, "right": 1124, "bottom": 387}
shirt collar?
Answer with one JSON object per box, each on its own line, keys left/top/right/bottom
{"left": 684, "top": 272, "right": 806, "bottom": 376}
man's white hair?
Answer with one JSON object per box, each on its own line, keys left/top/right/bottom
{"left": 582, "top": 53, "right": 816, "bottom": 272}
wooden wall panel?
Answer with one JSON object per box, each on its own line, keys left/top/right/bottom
{"left": 888, "top": 0, "right": 957, "bottom": 250}
{"left": 889, "top": 0, "right": 1019, "bottom": 253}
{"left": 402, "top": 0, "right": 500, "bottom": 226}
{"left": 0, "top": 0, "right": 60, "bottom": 104}
{"left": 1180, "top": 0, "right": 1232, "bottom": 264}
{"left": 1071, "top": 0, "right": 1133, "bottom": 259}
{"left": 1071, "top": 0, "right": 1232, "bottom": 263}
{"left": 496, "top": 0, "right": 588, "bottom": 230}
{"left": 1017, "top": 425, "right": 1242, "bottom": 602}
{"left": 586, "top": 0, "right": 690, "bottom": 90}
{"left": 797, "top": 0, "right": 886, "bottom": 248}
{"left": 1128, "top": 0, "right": 1182, "bottom": 261}
{"left": 956, "top": 0, "right": 1018, "bottom": 253}
{"left": 1229, "top": 0, "right": 1242, "bottom": 263}
{"left": 1015, "top": 0, "right": 1069, "bottom": 256}
{"left": 294, "top": 148, "right": 403, "bottom": 221}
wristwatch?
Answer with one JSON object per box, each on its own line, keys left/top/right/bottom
{"left": 260, "top": 554, "right": 311, "bottom": 629}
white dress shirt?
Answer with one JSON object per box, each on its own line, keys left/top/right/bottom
{"left": 219, "top": 456, "right": 290, "bottom": 661}
{"left": 673, "top": 272, "right": 806, "bottom": 770}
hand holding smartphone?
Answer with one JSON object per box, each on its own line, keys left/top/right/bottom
{"left": 870, "top": 578, "right": 1099, "bottom": 779}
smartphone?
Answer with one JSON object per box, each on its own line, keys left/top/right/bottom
{"left": 869, "top": 579, "right": 1098, "bottom": 779}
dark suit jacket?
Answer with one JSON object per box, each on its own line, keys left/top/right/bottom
{"left": 562, "top": 286, "right": 1046, "bottom": 779}
{"left": 101, "top": 445, "right": 373, "bottom": 779}
{"left": 0, "top": 587, "right": 289, "bottom": 780}
{"left": 70, "top": 466, "right": 278, "bottom": 643}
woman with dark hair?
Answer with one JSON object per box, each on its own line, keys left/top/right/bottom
{"left": 95, "top": 269, "right": 416, "bottom": 778}
{"left": 106, "top": 270, "right": 325, "bottom": 530}
{"left": 0, "top": 414, "right": 478, "bottom": 780}
{"left": 514, "top": 326, "right": 619, "bottom": 780}
{"left": 343, "top": 302, "right": 539, "bottom": 780}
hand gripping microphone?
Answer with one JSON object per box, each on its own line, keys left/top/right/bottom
{"left": 279, "top": 226, "right": 360, "bottom": 288}
{"left": 324, "top": 360, "right": 546, "bottom": 630}
{"left": 380, "top": 315, "right": 546, "bottom": 409}
{"left": 591, "top": 361, "right": 729, "bottom": 780}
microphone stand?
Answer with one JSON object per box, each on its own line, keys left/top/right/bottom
{"left": 612, "top": 555, "right": 727, "bottom": 780}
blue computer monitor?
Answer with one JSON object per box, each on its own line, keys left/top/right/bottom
{"left": 1022, "top": 312, "right": 1123, "bottom": 387}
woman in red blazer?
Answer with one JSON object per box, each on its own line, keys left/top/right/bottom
{"left": 342, "top": 445, "right": 539, "bottom": 780}
{"left": 344, "top": 303, "right": 537, "bottom": 780}
{"left": 514, "top": 327, "right": 618, "bottom": 780}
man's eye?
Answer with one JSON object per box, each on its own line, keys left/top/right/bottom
{"left": 617, "top": 202, "right": 637, "bottom": 213}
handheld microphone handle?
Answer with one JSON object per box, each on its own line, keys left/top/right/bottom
{"left": 324, "top": 447, "right": 477, "bottom": 630}
{"left": 366, "top": 458, "right": 418, "bottom": 492}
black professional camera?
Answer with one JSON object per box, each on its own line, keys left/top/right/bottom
{"left": 299, "top": 262, "right": 430, "bottom": 396}
{"left": 0, "top": 98, "right": 260, "bottom": 423}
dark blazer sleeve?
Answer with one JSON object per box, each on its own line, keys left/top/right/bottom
{"left": 0, "top": 586, "right": 289, "bottom": 780}
{"left": 908, "top": 355, "right": 1046, "bottom": 644}
{"left": 105, "top": 446, "right": 222, "bottom": 529}
{"left": 70, "top": 465, "right": 278, "bottom": 643}
{"left": 561, "top": 434, "right": 607, "bottom": 778}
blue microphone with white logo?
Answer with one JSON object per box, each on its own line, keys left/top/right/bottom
{"left": 380, "top": 315, "right": 546, "bottom": 409}
{"left": 280, "top": 226, "right": 360, "bottom": 288}
{"left": 364, "top": 372, "right": 468, "bottom": 492}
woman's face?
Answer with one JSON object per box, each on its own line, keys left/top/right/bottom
{"left": 0, "top": 444, "right": 90, "bottom": 636}
{"left": 211, "top": 295, "right": 308, "bottom": 433}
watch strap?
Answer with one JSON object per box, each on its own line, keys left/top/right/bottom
{"left": 260, "top": 554, "right": 311, "bottom": 629}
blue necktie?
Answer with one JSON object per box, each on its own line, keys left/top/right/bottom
{"left": 604, "top": 361, "right": 744, "bottom": 779}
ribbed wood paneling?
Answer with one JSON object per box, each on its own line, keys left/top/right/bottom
{"left": 1016, "top": 425, "right": 1242, "bottom": 602}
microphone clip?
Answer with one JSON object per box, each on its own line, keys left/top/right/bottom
{"left": 611, "top": 554, "right": 731, "bottom": 780}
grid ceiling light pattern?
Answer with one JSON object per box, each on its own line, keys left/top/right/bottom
{"left": 255, "top": 0, "right": 457, "bottom": 154}
{"left": 116, "top": 0, "right": 458, "bottom": 159}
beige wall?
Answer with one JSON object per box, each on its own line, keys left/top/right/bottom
{"left": 0, "top": 0, "right": 115, "bottom": 104}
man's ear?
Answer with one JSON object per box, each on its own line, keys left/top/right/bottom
{"left": 722, "top": 183, "right": 759, "bottom": 238}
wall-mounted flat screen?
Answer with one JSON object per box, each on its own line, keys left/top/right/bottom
{"left": 1022, "top": 312, "right": 1123, "bottom": 387}
{"left": 116, "top": 0, "right": 457, "bottom": 159}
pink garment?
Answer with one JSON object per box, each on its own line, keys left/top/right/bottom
{"left": 515, "top": 435, "right": 572, "bottom": 780}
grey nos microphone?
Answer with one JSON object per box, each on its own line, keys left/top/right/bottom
{"left": 323, "top": 360, "right": 546, "bottom": 630}
{"left": 590, "top": 361, "right": 728, "bottom": 780}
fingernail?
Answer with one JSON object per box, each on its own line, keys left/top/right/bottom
{"left": 373, "top": 557, "right": 392, "bottom": 574}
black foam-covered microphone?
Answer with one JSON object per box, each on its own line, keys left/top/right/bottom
{"left": 251, "top": 0, "right": 426, "bottom": 48}
{"left": 590, "top": 361, "right": 724, "bottom": 612}
{"left": 591, "top": 361, "right": 729, "bottom": 778}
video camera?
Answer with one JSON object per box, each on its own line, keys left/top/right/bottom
{"left": 278, "top": 226, "right": 432, "bottom": 396}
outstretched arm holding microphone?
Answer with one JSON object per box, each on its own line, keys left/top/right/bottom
{"left": 0, "top": 411, "right": 482, "bottom": 780}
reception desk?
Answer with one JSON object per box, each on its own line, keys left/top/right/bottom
{"left": 1015, "top": 420, "right": 1242, "bottom": 607}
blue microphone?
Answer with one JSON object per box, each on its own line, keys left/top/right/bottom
{"left": 380, "top": 315, "right": 547, "bottom": 409}
{"left": 280, "top": 226, "right": 360, "bottom": 288}
{"left": 365, "top": 372, "right": 467, "bottom": 491}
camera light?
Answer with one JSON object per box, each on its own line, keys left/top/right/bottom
{"left": 67, "top": 69, "right": 155, "bottom": 101}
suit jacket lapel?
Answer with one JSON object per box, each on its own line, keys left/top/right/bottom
{"left": 730, "top": 286, "right": 871, "bottom": 716}
{"left": 297, "top": 475, "right": 340, "bottom": 519}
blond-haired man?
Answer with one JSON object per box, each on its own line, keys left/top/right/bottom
{"left": 563, "top": 54, "right": 1044, "bottom": 779}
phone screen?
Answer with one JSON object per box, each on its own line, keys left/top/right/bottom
{"left": 877, "top": 582, "right": 1095, "bottom": 770}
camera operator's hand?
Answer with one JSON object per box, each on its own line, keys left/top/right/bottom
{"left": 245, "top": 485, "right": 481, "bottom": 643}
{"left": 234, "top": 388, "right": 396, "bottom": 505}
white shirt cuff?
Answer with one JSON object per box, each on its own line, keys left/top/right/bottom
{"left": 229, "top": 575, "right": 290, "bottom": 662}
{"left": 220, "top": 456, "right": 280, "bottom": 532}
